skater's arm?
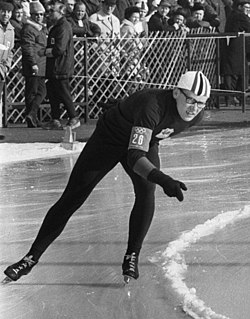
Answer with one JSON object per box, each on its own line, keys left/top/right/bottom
{"left": 132, "top": 156, "right": 156, "bottom": 179}
{"left": 129, "top": 154, "right": 187, "bottom": 202}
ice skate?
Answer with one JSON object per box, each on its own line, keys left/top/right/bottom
{"left": 122, "top": 252, "right": 139, "bottom": 284}
{"left": 3, "top": 255, "right": 37, "bottom": 283}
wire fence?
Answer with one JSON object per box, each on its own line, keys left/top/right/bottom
{"left": 3, "top": 28, "right": 246, "bottom": 126}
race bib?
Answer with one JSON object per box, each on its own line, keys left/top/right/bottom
{"left": 128, "top": 126, "right": 152, "bottom": 152}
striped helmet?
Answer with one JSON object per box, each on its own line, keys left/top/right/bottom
{"left": 177, "top": 71, "right": 211, "bottom": 99}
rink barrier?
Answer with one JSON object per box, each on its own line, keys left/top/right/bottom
{"left": 2, "top": 29, "right": 250, "bottom": 127}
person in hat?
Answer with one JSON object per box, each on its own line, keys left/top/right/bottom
{"left": 221, "top": 0, "right": 250, "bottom": 106}
{"left": 4, "top": 70, "right": 211, "bottom": 284}
{"left": 40, "top": 1, "right": 80, "bottom": 130}
{"left": 186, "top": 3, "right": 212, "bottom": 28}
{"left": 193, "top": 0, "right": 220, "bottom": 29}
{"left": 0, "top": 1, "right": 15, "bottom": 103}
{"left": 148, "top": 0, "right": 172, "bottom": 31}
{"left": 20, "top": 0, "right": 47, "bottom": 128}
{"left": 89, "top": 0, "right": 120, "bottom": 38}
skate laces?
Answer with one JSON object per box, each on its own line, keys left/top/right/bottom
{"left": 125, "top": 252, "right": 137, "bottom": 271}
{"left": 13, "top": 256, "right": 36, "bottom": 274}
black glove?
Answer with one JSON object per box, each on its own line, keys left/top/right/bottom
{"left": 147, "top": 169, "right": 187, "bottom": 202}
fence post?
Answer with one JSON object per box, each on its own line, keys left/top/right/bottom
{"left": 186, "top": 37, "right": 191, "bottom": 70}
{"left": 215, "top": 37, "right": 220, "bottom": 108}
{"left": 84, "top": 37, "right": 89, "bottom": 123}
{"left": 0, "top": 82, "right": 7, "bottom": 127}
{"left": 241, "top": 32, "right": 246, "bottom": 112}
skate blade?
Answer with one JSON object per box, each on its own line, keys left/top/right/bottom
{"left": 1, "top": 276, "right": 13, "bottom": 284}
{"left": 123, "top": 275, "right": 134, "bottom": 284}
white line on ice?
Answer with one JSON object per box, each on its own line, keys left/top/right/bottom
{"left": 149, "top": 205, "right": 250, "bottom": 319}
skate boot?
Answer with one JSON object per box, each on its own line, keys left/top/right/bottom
{"left": 122, "top": 252, "right": 139, "bottom": 284}
{"left": 3, "top": 255, "right": 37, "bottom": 283}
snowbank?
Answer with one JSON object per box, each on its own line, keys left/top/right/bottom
{"left": 150, "top": 206, "right": 250, "bottom": 319}
{"left": 0, "top": 142, "right": 86, "bottom": 164}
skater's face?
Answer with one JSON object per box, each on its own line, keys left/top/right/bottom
{"left": 173, "top": 88, "right": 207, "bottom": 121}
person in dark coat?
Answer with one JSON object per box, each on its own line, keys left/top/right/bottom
{"left": 186, "top": 3, "right": 212, "bottom": 29}
{"left": 148, "top": 0, "right": 172, "bottom": 31}
{"left": 192, "top": 0, "right": 220, "bottom": 29}
{"left": 41, "top": 1, "right": 80, "bottom": 130}
{"left": 20, "top": 0, "right": 47, "bottom": 127}
{"left": 221, "top": 0, "right": 250, "bottom": 104}
{"left": 67, "top": 1, "right": 101, "bottom": 37}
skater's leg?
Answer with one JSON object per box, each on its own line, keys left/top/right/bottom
{"left": 123, "top": 143, "right": 160, "bottom": 254}
{"left": 29, "top": 132, "right": 125, "bottom": 260}
{"left": 4, "top": 130, "right": 126, "bottom": 282}
{"left": 121, "top": 144, "right": 160, "bottom": 280}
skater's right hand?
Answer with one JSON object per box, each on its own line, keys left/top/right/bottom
{"left": 147, "top": 169, "right": 187, "bottom": 201}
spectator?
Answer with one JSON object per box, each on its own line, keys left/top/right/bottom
{"left": 221, "top": 0, "right": 250, "bottom": 105}
{"left": 89, "top": 0, "right": 120, "bottom": 100}
{"left": 134, "top": 0, "right": 149, "bottom": 36}
{"left": 193, "top": 0, "right": 220, "bottom": 29}
{"left": 89, "top": 0, "right": 120, "bottom": 38}
{"left": 63, "top": 0, "right": 75, "bottom": 18}
{"left": 121, "top": 5, "right": 141, "bottom": 36}
{"left": 120, "top": 6, "right": 149, "bottom": 85}
{"left": 177, "top": 0, "right": 194, "bottom": 18}
{"left": 41, "top": 1, "right": 80, "bottom": 130}
{"left": 167, "top": 7, "right": 190, "bottom": 31}
{"left": 10, "top": 3, "right": 24, "bottom": 48}
{"left": 186, "top": 3, "right": 212, "bottom": 29}
{"left": 67, "top": 1, "right": 101, "bottom": 37}
{"left": 20, "top": 0, "right": 47, "bottom": 128}
{"left": 148, "top": 0, "right": 172, "bottom": 32}
{"left": 0, "top": 2, "right": 15, "bottom": 102}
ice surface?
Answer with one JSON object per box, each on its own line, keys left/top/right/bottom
{"left": 1, "top": 127, "right": 250, "bottom": 319}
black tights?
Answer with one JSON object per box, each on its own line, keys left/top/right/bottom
{"left": 28, "top": 128, "right": 160, "bottom": 260}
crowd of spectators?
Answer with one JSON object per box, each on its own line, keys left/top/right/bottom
{"left": 1, "top": 0, "right": 250, "bottom": 127}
